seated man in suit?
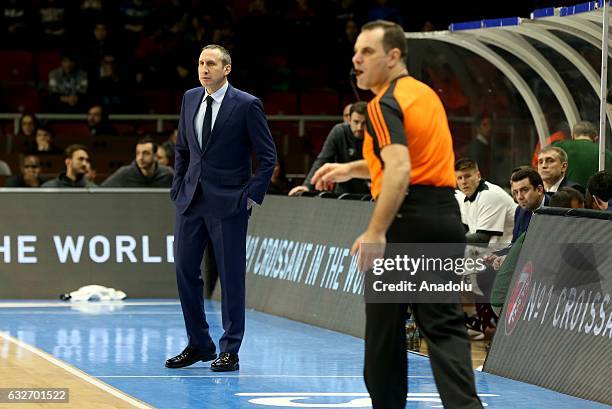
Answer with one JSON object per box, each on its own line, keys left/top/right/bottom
{"left": 537, "top": 145, "right": 583, "bottom": 194}
{"left": 510, "top": 168, "right": 549, "bottom": 243}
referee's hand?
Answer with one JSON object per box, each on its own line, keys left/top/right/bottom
{"left": 351, "top": 230, "right": 386, "bottom": 273}
{"left": 311, "top": 163, "right": 351, "bottom": 191}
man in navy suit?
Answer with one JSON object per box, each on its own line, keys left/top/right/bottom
{"left": 165, "top": 44, "right": 276, "bottom": 371}
{"left": 510, "top": 168, "right": 549, "bottom": 243}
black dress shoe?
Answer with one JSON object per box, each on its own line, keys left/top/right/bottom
{"left": 210, "top": 352, "right": 239, "bottom": 372}
{"left": 165, "top": 346, "right": 217, "bottom": 369}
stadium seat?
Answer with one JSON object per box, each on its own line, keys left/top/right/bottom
{"left": 0, "top": 50, "right": 34, "bottom": 83}
{"left": 142, "top": 90, "right": 173, "bottom": 114}
{"left": 37, "top": 153, "right": 66, "bottom": 175}
{"left": 261, "top": 91, "right": 298, "bottom": 115}
{"left": 299, "top": 90, "right": 340, "bottom": 115}
{"left": 51, "top": 122, "right": 91, "bottom": 138}
{"left": 36, "top": 51, "right": 61, "bottom": 86}
{"left": 114, "top": 123, "right": 137, "bottom": 136}
{"left": 1, "top": 84, "right": 40, "bottom": 113}
{"left": 137, "top": 121, "right": 174, "bottom": 135}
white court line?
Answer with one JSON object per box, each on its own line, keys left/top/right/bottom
{"left": 95, "top": 375, "right": 433, "bottom": 379}
{"left": 236, "top": 393, "right": 500, "bottom": 397}
{"left": 0, "top": 301, "right": 181, "bottom": 308}
{"left": 0, "top": 331, "right": 152, "bottom": 408}
{"left": 0, "top": 311, "right": 218, "bottom": 315}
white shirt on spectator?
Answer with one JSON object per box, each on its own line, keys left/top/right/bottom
{"left": 456, "top": 180, "right": 517, "bottom": 244}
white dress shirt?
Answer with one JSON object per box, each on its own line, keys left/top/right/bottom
{"left": 195, "top": 80, "right": 229, "bottom": 148}
{"left": 194, "top": 80, "right": 256, "bottom": 209}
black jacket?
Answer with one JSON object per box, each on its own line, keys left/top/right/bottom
{"left": 102, "top": 161, "right": 173, "bottom": 188}
{"left": 304, "top": 123, "right": 370, "bottom": 194}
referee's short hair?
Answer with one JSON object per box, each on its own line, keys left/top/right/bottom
{"left": 455, "top": 158, "right": 479, "bottom": 172}
{"left": 511, "top": 168, "right": 543, "bottom": 189}
{"left": 361, "top": 20, "right": 407, "bottom": 61}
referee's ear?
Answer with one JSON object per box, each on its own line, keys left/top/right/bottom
{"left": 387, "top": 48, "right": 403, "bottom": 68}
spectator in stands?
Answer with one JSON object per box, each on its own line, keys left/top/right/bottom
{"left": 102, "top": 136, "right": 173, "bottom": 187}
{"left": 84, "top": 22, "right": 116, "bottom": 73}
{"left": 468, "top": 113, "right": 492, "bottom": 178}
{"left": 510, "top": 168, "right": 549, "bottom": 242}
{"left": 160, "top": 128, "right": 178, "bottom": 161}
{"left": 87, "top": 104, "right": 118, "bottom": 136}
{"left": 455, "top": 158, "right": 516, "bottom": 244}
{"left": 42, "top": 144, "right": 96, "bottom": 188}
{"left": 554, "top": 121, "right": 612, "bottom": 187}
{"left": 48, "top": 54, "right": 89, "bottom": 112}
{"left": 26, "top": 126, "right": 63, "bottom": 155}
{"left": 549, "top": 187, "right": 584, "bottom": 209}
{"left": 585, "top": 171, "right": 612, "bottom": 211}
{"left": 0, "top": 160, "right": 11, "bottom": 176}
{"left": 536, "top": 146, "right": 583, "bottom": 193}
{"left": 85, "top": 161, "right": 97, "bottom": 185}
{"left": 288, "top": 101, "right": 369, "bottom": 196}
{"left": 267, "top": 159, "right": 289, "bottom": 195}
{"left": 6, "top": 155, "right": 45, "bottom": 187}
{"left": 92, "top": 54, "right": 125, "bottom": 112}
{"left": 15, "top": 113, "right": 38, "bottom": 152}
{"left": 156, "top": 143, "right": 173, "bottom": 167}
{"left": 38, "top": 0, "right": 67, "bottom": 47}
{"left": 0, "top": 0, "right": 33, "bottom": 48}
{"left": 18, "top": 113, "right": 37, "bottom": 139}
{"left": 342, "top": 103, "right": 352, "bottom": 123}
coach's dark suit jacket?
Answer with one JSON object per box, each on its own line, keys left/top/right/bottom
{"left": 171, "top": 83, "right": 276, "bottom": 354}
{"left": 171, "top": 84, "right": 276, "bottom": 215}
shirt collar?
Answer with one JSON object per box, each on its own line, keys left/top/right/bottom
{"left": 204, "top": 81, "right": 229, "bottom": 103}
{"left": 464, "top": 179, "right": 488, "bottom": 202}
{"left": 547, "top": 176, "right": 564, "bottom": 192}
{"left": 538, "top": 195, "right": 546, "bottom": 209}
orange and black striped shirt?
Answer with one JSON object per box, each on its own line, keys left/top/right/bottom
{"left": 363, "top": 75, "right": 456, "bottom": 198}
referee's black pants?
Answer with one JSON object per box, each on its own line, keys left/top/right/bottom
{"left": 364, "top": 186, "right": 483, "bottom": 409}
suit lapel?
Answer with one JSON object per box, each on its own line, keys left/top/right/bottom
{"left": 204, "top": 84, "right": 237, "bottom": 153}
{"left": 190, "top": 88, "right": 205, "bottom": 153}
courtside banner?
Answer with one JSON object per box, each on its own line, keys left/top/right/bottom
{"left": 0, "top": 189, "right": 177, "bottom": 298}
{"left": 0, "top": 190, "right": 372, "bottom": 337}
{"left": 227, "top": 195, "right": 372, "bottom": 338}
{"left": 484, "top": 209, "right": 612, "bottom": 405}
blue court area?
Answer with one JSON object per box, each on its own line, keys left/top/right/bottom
{"left": 0, "top": 300, "right": 607, "bottom": 408}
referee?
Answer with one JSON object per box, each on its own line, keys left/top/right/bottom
{"left": 312, "top": 21, "right": 482, "bottom": 409}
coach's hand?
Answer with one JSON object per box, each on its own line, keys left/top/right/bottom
{"left": 351, "top": 229, "right": 386, "bottom": 273}
{"left": 311, "top": 163, "right": 351, "bottom": 191}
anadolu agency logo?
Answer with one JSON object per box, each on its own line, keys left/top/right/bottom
{"left": 504, "top": 261, "right": 533, "bottom": 335}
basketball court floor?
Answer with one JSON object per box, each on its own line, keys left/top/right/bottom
{"left": 0, "top": 300, "right": 607, "bottom": 408}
